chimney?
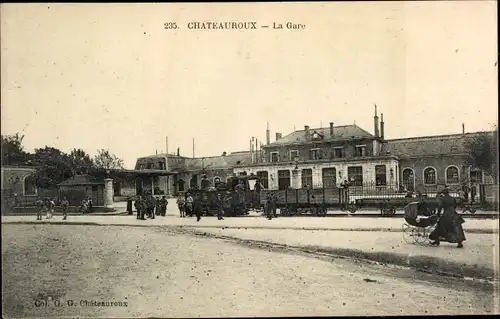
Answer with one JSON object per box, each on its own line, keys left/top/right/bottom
{"left": 177, "top": 147, "right": 180, "bottom": 156}
{"left": 374, "top": 104, "right": 380, "bottom": 137}
{"left": 266, "top": 122, "right": 270, "bottom": 145}
{"left": 380, "top": 113, "right": 385, "bottom": 140}
{"left": 329, "top": 122, "right": 334, "bottom": 136}
{"left": 304, "top": 125, "right": 310, "bottom": 137}
{"left": 462, "top": 123, "right": 465, "bottom": 135}
{"left": 275, "top": 132, "right": 282, "bottom": 141}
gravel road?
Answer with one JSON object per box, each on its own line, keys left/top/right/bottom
{"left": 2, "top": 224, "right": 498, "bottom": 317}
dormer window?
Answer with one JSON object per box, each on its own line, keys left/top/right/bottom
{"left": 355, "top": 145, "right": 366, "bottom": 157}
{"left": 309, "top": 148, "right": 321, "bottom": 160}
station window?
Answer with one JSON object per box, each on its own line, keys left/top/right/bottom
{"left": 301, "top": 169, "right": 313, "bottom": 188}
{"left": 348, "top": 166, "right": 363, "bottom": 186}
{"left": 278, "top": 170, "right": 291, "bottom": 190}
{"left": 423, "top": 167, "right": 437, "bottom": 185}
{"left": 375, "top": 165, "right": 387, "bottom": 186}
{"left": 322, "top": 168, "right": 337, "bottom": 188}
{"left": 334, "top": 147, "right": 344, "bottom": 158}
{"left": 446, "top": 166, "right": 459, "bottom": 184}
{"left": 270, "top": 152, "right": 279, "bottom": 163}
{"left": 355, "top": 145, "right": 366, "bottom": 157}
{"left": 257, "top": 171, "right": 269, "bottom": 189}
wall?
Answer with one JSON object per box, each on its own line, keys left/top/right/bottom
{"left": 234, "top": 157, "right": 399, "bottom": 190}
{"left": 397, "top": 155, "right": 491, "bottom": 193}
{"left": 262, "top": 137, "right": 378, "bottom": 163}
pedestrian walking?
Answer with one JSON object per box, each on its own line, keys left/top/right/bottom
{"left": 46, "top": 198, "right": 55, "bottom": 219}
{"left": 429, "top": 188, "right": 466, "bottom": 248}
{"left": 60, "top": 197, "right": 69, "bottom": 220}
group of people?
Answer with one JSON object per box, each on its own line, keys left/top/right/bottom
{"left": 79, "top": 197, "right": 93, "bottom": 214}
{"left": 176, "top": 192, "right": 229, "bottom": 221}
{"left": 35, "top": 197, "right": 69, "bottom": 220}
{"left": 132, "top": 195, "right": 168, "bottom": 220}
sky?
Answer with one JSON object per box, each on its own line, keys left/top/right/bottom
{"left": 1, "top": 2, "right": 498, "bottom": 168}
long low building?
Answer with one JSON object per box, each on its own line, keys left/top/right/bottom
{"left": 128, "top": 106, "right": 495, "bottom": 198}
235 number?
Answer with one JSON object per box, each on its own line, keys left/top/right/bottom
{"left": 164, "top": 22, "right": 178, "bottom": 29}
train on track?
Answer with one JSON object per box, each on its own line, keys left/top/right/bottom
{"left": 183, "top": 175, "right": 479, "bottom": 217}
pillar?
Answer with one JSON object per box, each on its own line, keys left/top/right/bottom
{"left": 104, "top": 178, "right": 114, "bottom": 209}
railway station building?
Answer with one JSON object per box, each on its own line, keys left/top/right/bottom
{"left": 132, "top": 106, "right": 495, "bottom": 199}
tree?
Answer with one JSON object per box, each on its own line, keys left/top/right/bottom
{"left": 69, "top": 148, "right": 94, "bottom": 175}
{"left": 94, "top": 149, "right": 124, "bottom": 170}
{"left": 1, "top": 133, "right": 32, "bottom": 166}
{"left": 32, "top": 146, "right": 73, "bottom": 189}
{"left": 464, "top": 127, "right": 498, "bottom": 183}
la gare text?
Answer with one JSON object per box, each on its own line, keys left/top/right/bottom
{"left": 164, "top": 21, "right": 306, "bottom": 30}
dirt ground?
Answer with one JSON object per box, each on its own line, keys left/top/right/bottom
{"left": 1, "top": 224, "right": 498, "bottom": 318}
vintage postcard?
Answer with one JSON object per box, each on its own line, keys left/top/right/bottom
{"left": 1, "top": 2, "right": 498, "bottom": 318}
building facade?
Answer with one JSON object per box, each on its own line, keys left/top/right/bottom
{"left": 131, "top": 106, "right": 495, "bottom": 197}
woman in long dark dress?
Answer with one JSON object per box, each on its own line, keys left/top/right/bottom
{"left": 429, "top": 188, "right": 466, "bottom": 248}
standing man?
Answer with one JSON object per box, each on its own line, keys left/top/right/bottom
{"left": 216, "top": 193, "right": 224, "bottom": 220}
{"left": 135, "top": 195, "right": 144, "bottom": 220}
{"left": 126, "top": 196, "right": 133, "bottom": 215}
{"left": 271, "top": 193, "right": 278, "bottom": 218}
{"left": 149, "top": 195, "right": 156, "bottom": 219}
{"left": 155, "top": 196, "right": 161, "bottom": 217}
{"left": 60, "top": 197, "right": 69, "bottom": 220}
{"left": 177, "top": 195, "right": 185, "bottom": 217}
{"left": 193, "top": 193, "right": 202, "bottom": 222}
{"left": 186, "top": 193, "right": 194, "bottom": 218}
{"left": 36, "top": 198, "right": 44, "bottom": 220}
{"left": 265, "top": 193, "right": 273, "bottom": 220}
{"left": 160, "top": 196, "right": 168, "bottom": 217}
